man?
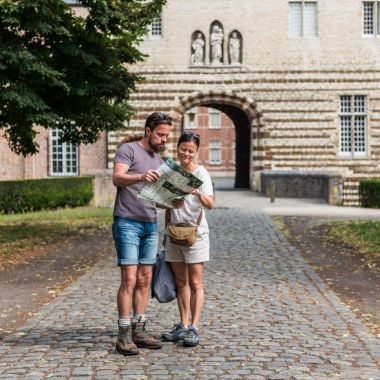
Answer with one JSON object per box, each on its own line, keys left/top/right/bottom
{"left": 112, "top": 112, "right": 173, "bottom": 356}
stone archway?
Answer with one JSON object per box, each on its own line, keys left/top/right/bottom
{"left": 172, "top": 91, "right": 260, "bottom": 189}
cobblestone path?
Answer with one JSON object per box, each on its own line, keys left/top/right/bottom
{"left": 1, "top": 204, "right": 380, "bottom": 379}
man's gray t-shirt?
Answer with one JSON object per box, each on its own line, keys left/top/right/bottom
{"left": 113, "top": 141, "right": 163, "bottom": 222}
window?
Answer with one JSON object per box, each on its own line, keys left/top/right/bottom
{"left": 209, "top": 140, "right": 221, "bottom": 164}
{"left": 231, "top": 142, "right": 236, "bottom": 164}
{"left": 149, "top": 17, "right": 162, "bottom": 37}
{"left": 289, "top": 2, "right": 318, "bottom": 37}
{"left": 209, "top": 109, "right": 221, "bottom": 129}
{"left": 363, "top": 2, "right": 380, "bottom": 35}
{"left": 50, "top": 128, "right": 79, "bottom": 176}
{"left": 184, "top": 108, "right": 197, "bottom": 129}
{"left": 339, "top": 95, "right": 367, "bottom": 157}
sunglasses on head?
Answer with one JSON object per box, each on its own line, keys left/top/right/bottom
{"left": 183, "top": 131, "right": 200, "bottom": 138}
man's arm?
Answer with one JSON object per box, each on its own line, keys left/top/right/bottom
{"left": 112, "top": 162, "right": 160, "bottom": 187}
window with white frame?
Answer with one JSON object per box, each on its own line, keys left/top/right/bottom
{"left": 209, "top": 109, "right": 221, "bottom": 129}
{"left": 209, "top": 140, "right": 221, "bottom": 164}
{"left": 363, "top": 2, "right": 380, "bottom": 35}
{"left": 50, "top": 128, "right": 78, "bottom": 176}
{"left": 289, "top": 2, "right": 318, "bottom": 37}
{"left": 184, "top": 107, "right": 197, "bottom": 129}
{"left": 149, "top": 17, "right": 162, "bottom": 37}
{"left": 339, "top": 95, "right": 367, "bottom": 156}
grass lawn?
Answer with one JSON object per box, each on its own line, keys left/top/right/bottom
{"left": 327, "top": 220, "right": 380, "bottom": 262}
{"left": 0, "top": 207, "right": 113, "bottom": 259}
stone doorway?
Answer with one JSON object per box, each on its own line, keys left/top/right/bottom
{"left": 172, "top": 91, "right": 259, "bottom": 190}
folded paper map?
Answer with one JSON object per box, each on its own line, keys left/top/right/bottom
{"left": 137, "top": 157, "right": 203, "bottom": 208}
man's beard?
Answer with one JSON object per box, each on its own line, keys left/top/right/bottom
{"left": 148, "top": 137, "right": 164, "bottom": 152}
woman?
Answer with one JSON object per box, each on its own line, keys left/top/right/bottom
{"left": 162, "top": 132, "right": 214, "bottom": 347}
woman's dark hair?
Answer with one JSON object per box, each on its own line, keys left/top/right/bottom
{"left": 145, "top": 112, "right": 172, "bottom": 133}
{"left": 177, "top": 132, "right": 200, "bottom": 148}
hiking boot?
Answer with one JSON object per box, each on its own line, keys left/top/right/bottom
{"left": 162, "top": 322, "right": 188, "bottom": 342}
{"left": 115, "top": 325, "right": 139, "bottom": 356}
{"left": 132, "top": 320, "right": 163, "bottom": 349}
{"left": 183, "top": 326, "right": 200, "bottom": 347}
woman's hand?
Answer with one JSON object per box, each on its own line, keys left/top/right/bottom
{"left": 172, "top": 197, "right": 185, "bottom": 208}
{"left": 192, "top": 189, "right": 214, "bottom": 209}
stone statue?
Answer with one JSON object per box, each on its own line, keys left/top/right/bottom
{"left": 191, "top": 32, "right": 205, "bottom": 65}
{"left": 229, "top": 31, "right": 241, "bottom": 64}
{"left": 210, "top": 25, "right": 223, "bottom": 65}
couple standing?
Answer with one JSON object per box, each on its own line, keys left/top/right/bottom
{"left": 112, "top": 112, "right": 215, "bottom": 356}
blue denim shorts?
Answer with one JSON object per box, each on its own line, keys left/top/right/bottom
{"left": 112, "top": 216, "right": 158, "bottom": 266}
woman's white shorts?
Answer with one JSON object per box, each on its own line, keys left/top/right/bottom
{"left": 164, "top": 234, "right": 209, "bottom": 264}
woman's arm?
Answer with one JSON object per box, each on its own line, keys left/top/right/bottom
{"left": 191, "top": 189, "right": 215, "bottom": 209}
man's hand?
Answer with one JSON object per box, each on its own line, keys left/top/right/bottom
{"left": 172, "top": 197, "right": 185, "bottom": 208}
{"left": 141, "top": 169, "right": 160, "bottom": 182}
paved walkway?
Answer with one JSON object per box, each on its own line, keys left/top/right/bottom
{"left": 1, "top": 191, "right": 380, "bottom": 379}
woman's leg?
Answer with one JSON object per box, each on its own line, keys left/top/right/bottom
{"left": 170, "top": 262, "right": 190, "bottom": 326}
{"left": 188, "top": 263, "right": 204, "bottom": 328}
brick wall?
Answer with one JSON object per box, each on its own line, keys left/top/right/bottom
{"left": 184, "top": 106, "right": 236, "bottom": 176}
{"left": 0, "top": 127, "right": 108, "bottom": 180}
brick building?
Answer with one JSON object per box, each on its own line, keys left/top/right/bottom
{"left": 184, "top": 107, "right": 236, "bottom": 178}
{"left": 2, "top": 1, "right": 380, "bottom": 204}
{"left": 0, "top": 128, "right": 108, "bottom": 180}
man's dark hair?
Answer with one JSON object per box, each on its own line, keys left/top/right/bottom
{"left": 145, "top": 112, "right": 172, "bottom": 133}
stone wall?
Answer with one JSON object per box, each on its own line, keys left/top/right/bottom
{"left": 260, "top": 171, "right": 343, "bottom": 205}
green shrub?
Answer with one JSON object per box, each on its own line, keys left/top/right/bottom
{"left": 359, "top": 179, "right": 380, "bottom": 208}
{"left": 0, "top": 177, "right": 93, "bottom": 214}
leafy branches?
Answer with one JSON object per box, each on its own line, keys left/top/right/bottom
{"left": 0, "top": 0, "right": 165, "bottom": 155}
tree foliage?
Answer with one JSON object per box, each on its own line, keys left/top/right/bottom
{"left": 0, "top": 0, "right": 165, "bottom": 156}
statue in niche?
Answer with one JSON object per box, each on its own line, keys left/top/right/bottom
{"left": 229, "top": 31, "right": 241, "bottom": 64}
{"left": 210, "top": 25, "right": 224, "bottom": 65}
{"left": 191, "top": 32, "right": 205, "bottom": 65}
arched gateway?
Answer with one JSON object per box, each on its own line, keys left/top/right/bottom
{"left": 172, "top": 91, "right": 261, "bottom": 188}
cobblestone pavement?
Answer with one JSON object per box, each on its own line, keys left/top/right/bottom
{"left": 1, "top": 193, "right": 380, "bottom": 379}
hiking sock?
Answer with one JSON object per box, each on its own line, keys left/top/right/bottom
{"left": 132, "top": 313, "right": 146, "bottom": 323}
{"left": 118, "top": 316, "right": 131, "bottom": 328}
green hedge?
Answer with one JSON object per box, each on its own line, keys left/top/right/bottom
{"left": 359, "top": 179, "right": 380, "bottom": 208}
{"left": 0, "top": 177, "right": 93, "bottom": 214}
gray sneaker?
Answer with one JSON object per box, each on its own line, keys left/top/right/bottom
{"left": 183, "top": 326, "right": 200, "bottom": 347}
{"left": 162, "top": 323, "right": 188, "bottom": 342}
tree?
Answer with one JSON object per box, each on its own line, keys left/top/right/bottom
{"left": 0, "top": 0, "right": 165, "bottom": 156}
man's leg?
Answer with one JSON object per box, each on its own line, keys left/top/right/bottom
{"left": 112, "top": 216, "right": 141, "bottom": 356}
{"left": 132, "top": 264, "right": 153, "bottom": 316}
{"left": 118, "top": 265, "right": 137, "bottom": 317}
{"left": 131, "top": 222, "right": 162, "bottom": 349}
{"left": 115, "top": 265, "right": 139, "bottom": 355}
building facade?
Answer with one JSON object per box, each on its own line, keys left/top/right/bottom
{"left": 107, "top": 0, "right": 380, "bottom": 204}
{"left": 2, "top": 1, "right": 380, "bottom": 205}
{"left": 0, "top": 128, "right": 108, "bottom": 180}
{"left": 184, "top": 107, "right": 236, "bottom": 178}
